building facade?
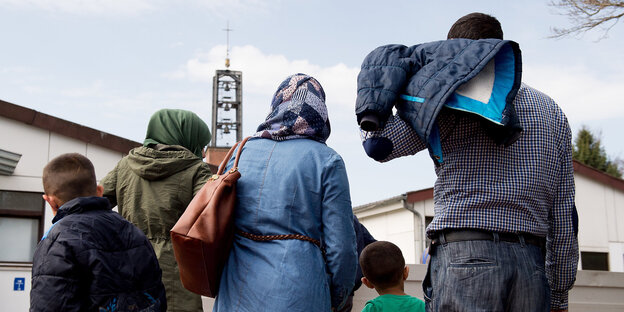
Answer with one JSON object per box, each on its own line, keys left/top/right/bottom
{"left": 0, "top": 100, "right": 140, "bottom": 311}
{"left": 354, "top": 160, "right": 624, "bottom": 272}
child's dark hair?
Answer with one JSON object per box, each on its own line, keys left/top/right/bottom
{"left": 359, "top": 241, "right": 405, "bottom": 289}
{"left": 447, "top": 12, "right": 503, "bottom": 40}
{"left": 42, "top": 153, "right": 97, "bottom": 204}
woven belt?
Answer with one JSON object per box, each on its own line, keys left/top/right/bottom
{"left": 237, "top": 230, "right": 324, "bottom": 252}
{"left": 431, "top": 229, "right": 545, "bottom": 248}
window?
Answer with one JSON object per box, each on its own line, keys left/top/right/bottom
{"left": 580, "top": 251, "right": 609, "bottom": 271}
{"left": 0, "top": 190, "right": 44, "bottom": 263}
{"left": 425, "top": 216, "right": 433, "bottom": 226}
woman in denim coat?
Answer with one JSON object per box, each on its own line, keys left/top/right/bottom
{"left": 214, "top": 74, "right": 357, "bottom": 312}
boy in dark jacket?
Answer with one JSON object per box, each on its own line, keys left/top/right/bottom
{"left": 30, "top": 153, "right": 167, "bottom": 312}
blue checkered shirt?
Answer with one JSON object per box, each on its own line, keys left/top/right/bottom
{"left": 361, "top": 84, "right": 578, "bottom": 309}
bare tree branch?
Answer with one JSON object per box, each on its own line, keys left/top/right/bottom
{"left": 550, "top": 0, "right": 624, "bottom": 39}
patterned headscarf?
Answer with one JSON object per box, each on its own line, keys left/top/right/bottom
{"left": 254, "top": 73, "right": 331, "bottom": 143}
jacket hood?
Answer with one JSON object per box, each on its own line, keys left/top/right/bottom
{"left": 127, "top": 145, "right": 202, "bottom": 180}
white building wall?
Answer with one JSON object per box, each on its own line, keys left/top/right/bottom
{"left": 88, "top": 144, "right": 128, "bottom": 181}
{"left": 609, "top": 243, "right": 624, "bottom": 272}
{"left": 574, "top": 172, "right": 624, "bottom": 272}
{"left": 1, "top": 117, "right": 125, "bottom": 191}
{"left": 49, "top": 132, "right": 87, "bottom": 161}
{"left": 410, "top": 198, "right": 435, "bottom": 263}
{"left": 0, "top": 116, "right": 128, "bottom": 311}
{"left": 611, "top": 189, "right": 624, "bottom": 272}
{"left": 356, "top": 202, "right": 418, "bottom": 264}
{"left": 0, "top": 266, "right": 31, "bottom": 312}
{"left": 610, "top": 188, "right": 624, "bottom": 242}
{"left": 356, "top": 170, "right": 624, "bottom": 272}
{"left": 575, "top": 174, "right": 611, "bottom": 252}
{"left": 0, "top": 117, "right": 49, "bottom": 193}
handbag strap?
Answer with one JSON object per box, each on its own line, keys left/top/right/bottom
{"left": 216, "top": 136, "right": 251, "bottom": 175}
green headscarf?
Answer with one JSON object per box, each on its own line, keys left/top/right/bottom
{"left": 143, "top": 109, "right": 211, "bottom": 158}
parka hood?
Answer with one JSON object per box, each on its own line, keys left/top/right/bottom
{"left": 126, "top": 145, "right": 202, "bottom": 181}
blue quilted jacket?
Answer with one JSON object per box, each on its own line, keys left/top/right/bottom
{"left": 30, "top": 197, "right": 166, "bottom": 312}
{"left": 355, "top": 39, "right": 523, "bottom": 165}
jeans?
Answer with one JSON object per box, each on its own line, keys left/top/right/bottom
{"left": 422, "top": 233, "right": 550, "bottom": 312}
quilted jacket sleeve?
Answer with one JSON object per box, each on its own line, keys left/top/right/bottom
{"left": 361, "top": 114, "right": 427, "bottom": 162}
{"left": 355, "top": 44, "right": 425, "bottom": 127}
{"left": 30, "top": 232, "right": 87, "bottom": 312}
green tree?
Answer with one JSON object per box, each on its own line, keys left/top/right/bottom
{"left": 550, "top": 0, "right": 624, "bottom": 39}
{"left": 573, "top": 126, "right": 622, "bottom": 178}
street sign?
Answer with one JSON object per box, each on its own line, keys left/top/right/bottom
{"left": 14, "top": 277, "right": 25, "bottom": 291}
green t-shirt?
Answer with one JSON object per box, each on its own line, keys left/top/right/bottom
{"left": 361, "top": 294, "right": 426, "bottom": 312}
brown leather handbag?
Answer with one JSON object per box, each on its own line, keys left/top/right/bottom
{"left": 170, "top": 136, "right": 250, "bottom": 298}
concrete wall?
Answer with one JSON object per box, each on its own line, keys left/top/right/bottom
{"left": 569, "top": 270, "right": 624, "bottom": 311}
{"left": 355, "top": 265, "right": 624, "bottom": 311}
{"left": 352, "top": 265, "right": 624, "bottom": 312}
{"left": 199, "top": 265, "right": 624, "bottom": 311}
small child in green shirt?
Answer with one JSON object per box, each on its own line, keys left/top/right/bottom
{"left": 360, "top": 241, "right": 425, "bottom": 312}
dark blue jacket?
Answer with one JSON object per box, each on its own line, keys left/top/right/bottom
{"left": 356, "top": 39, "right": 523, "bottom": 165}
{"left": 353, "top": 215, "right": 376, "bottom": 293}
{"left": 30, "top": 197, "right": 167, "bottom": 312}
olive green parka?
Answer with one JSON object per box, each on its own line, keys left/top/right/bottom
{"left": 101, "top": 145, "right": 211, "bottom": 312}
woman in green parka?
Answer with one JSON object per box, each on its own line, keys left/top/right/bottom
{"left": 101, "top": 109, "right": 212, "bottom": 312}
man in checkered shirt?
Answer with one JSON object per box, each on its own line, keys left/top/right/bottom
{"left": 359, "top": 13, "right": 578, "bottom": 312}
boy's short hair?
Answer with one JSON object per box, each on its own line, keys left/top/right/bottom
{"left": 447, "top": 12, "right": 503, "bottom": 40}
{"left": 42, "top": 153, "right": 97, "bottom": 204}
{"left": 360, "top": 241, "right": 405, "bottom": 289}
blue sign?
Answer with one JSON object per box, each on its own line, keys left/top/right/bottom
{"left": 14, "top": 277, "right": 25, "bottom": 291}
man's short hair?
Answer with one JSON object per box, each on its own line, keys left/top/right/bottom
{"left": 447, "top": 12, "right": 503, "bottom": 40}
{"left": 359, "top": 241, "right": 405, "bottom": 289}
{"left": 42, "top": 153, "right": 97, "bottom": 204}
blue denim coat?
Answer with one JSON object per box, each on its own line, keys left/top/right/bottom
{"left": 213, "top": 138, "right": 357, "bottom": 312}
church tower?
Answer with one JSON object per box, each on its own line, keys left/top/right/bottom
{"left": 205, "top": 23, "right": 243, "bottom": 170}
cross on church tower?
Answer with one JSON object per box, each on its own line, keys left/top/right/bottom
{"left": 223, "top": 21, "right": 233, "bottom": 68}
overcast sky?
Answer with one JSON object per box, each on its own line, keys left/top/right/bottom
{"left": 2, "top": 0, "right": 623, "bottom": 205}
